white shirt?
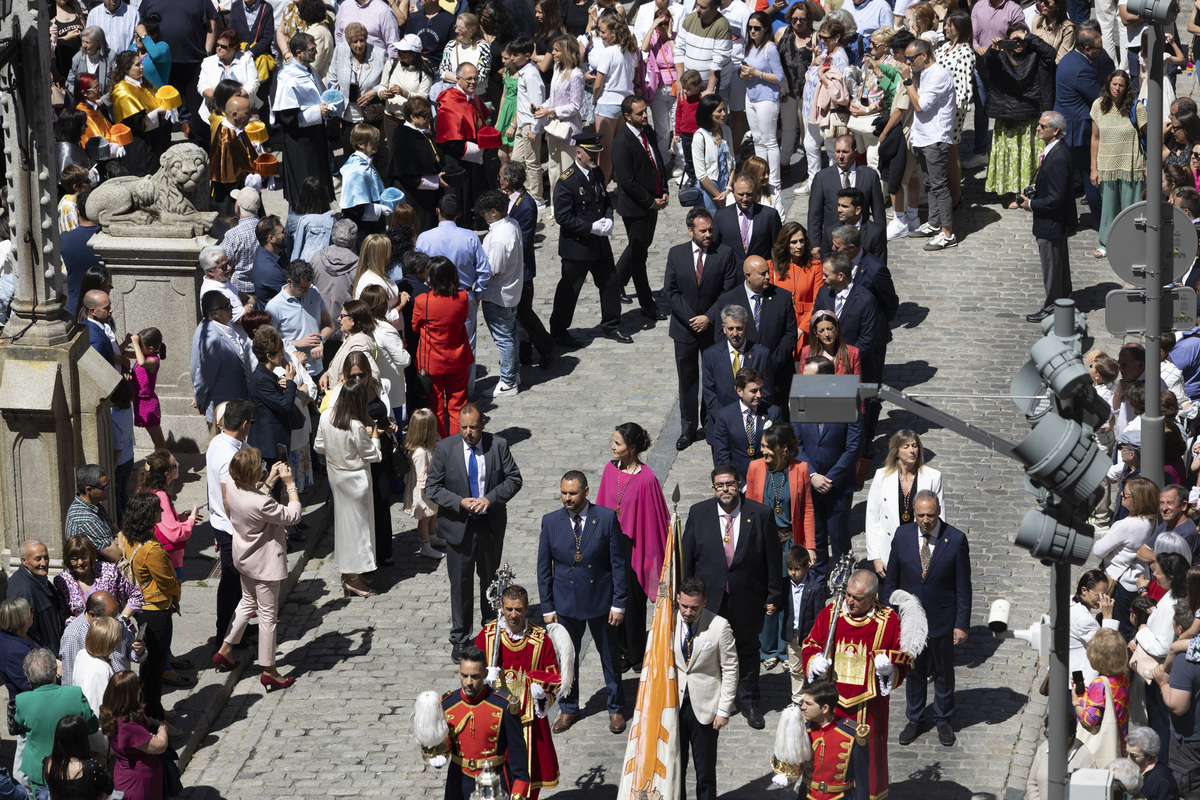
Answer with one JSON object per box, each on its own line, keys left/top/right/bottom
{"left": 88, "top": 318, "right": 120, "bottom": 354}
{"left": 1092, "top": 516, "right": 1155, "bottom": 591}
{"left": 463, "top": 438, "right": 487, "bottom": 495}
{"left": 727, "top": 338, "right": 744, "bottom": 367}
{"left": 1069, "top": 599, "right": 1119, "bottom": 682}
{"left": 480, "top": 216, "right": 524, "bottom": 308}
{"left": 743, "top": 283, "right": 763, "bottom": 317}
{"left": 834, "top": 281, "right": 853, "bottom": 316}
{"left": 909, "top": 63, "right": 956, "bottom": 148}
{"left": 205, "top": 432, "right": 245, "bottom": 534}
{"left": 201, "top": 277, "right": 245, "bottom": 325}
{"left": 790, "top": 580, "right": 806, "bottom": 631}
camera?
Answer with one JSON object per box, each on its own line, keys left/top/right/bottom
{"left": 1022, "top": 185, "right": 1036, "bottom": 199}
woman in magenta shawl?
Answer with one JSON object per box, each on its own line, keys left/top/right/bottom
{"left": 596, "top": 421, "right": 670, "bottom": 673}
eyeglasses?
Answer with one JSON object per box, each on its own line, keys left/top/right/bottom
{"left": 67, "top": 556, "right": 91, "bottom": 564}
{"left": 338, "top": 313, "right": 350, "bottom": 319}
{"left": 460, "top": 76, "right": 479, "bottom": 83}
{"left": 790, "top": 16, "right": 808, "bottom": 23}
{"left": 88, "top": 483, "right": 110, "bottom": 491}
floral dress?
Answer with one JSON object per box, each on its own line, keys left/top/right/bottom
{"left": 53, "top": 562, "right": 144, "bottom": 626}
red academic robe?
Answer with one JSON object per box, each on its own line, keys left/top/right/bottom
{"left": 475, "top": 621, "right": 561, "bottom": 794}
{"left": 435, "top": 85, "right": 489, "bottom": 157}
{"left": 801, "top": 604, "right": 912, "bottom": 800}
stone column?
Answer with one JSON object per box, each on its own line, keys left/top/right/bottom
{"left": 89, "top": 233, "right": 217, "bottom": 452}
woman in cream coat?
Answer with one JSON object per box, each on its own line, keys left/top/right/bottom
{"left": 865, "top": 430, "right": 944, "bottom": 577}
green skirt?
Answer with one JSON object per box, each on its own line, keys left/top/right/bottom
{"left": 984, "top": 118, "right": 1042, "bottom": 196}
{"left": 496, "top": 73, "right": 519, "bottom": 147}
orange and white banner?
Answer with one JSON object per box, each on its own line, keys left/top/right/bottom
{"left": 618, "top": 513, "right": 682, "bottom": 800}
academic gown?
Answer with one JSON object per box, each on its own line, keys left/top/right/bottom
{"left": 273, "top": 59, "right": 334, "bottom": 207}
{"left": 389, "top": 121, "right": 444, "bottom": 230}
{"left": 78, "top": 101, "right": 113, "bottom": 147}
{"left": 210, "top": 119, "right": 256, "bottom": 204}
{"left": 110, "top": 79, "right": 168, "bottom": 177}
{"left": 435, "top": 85, "right": 490, "bottom": 227}
{"left": 339, "top": 150, "right": 390, "bottom": 242}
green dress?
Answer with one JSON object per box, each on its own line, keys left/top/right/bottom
{"left": 496, "top": 71, "right": 519, "bottom": 147}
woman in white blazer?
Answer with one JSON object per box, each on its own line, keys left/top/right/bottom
{"left": 865, "top": 430, "right": 944, "bottom": 577}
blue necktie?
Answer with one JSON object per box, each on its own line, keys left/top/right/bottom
{"left": 467, "top": 447, "right": 480, "bottom": 499}
{"left": 751, "top": 294, "right": 762, "bottom": 328}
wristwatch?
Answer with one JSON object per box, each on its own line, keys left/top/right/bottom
{"left": 903, "top": 78, "right": 913, "bottom": 86}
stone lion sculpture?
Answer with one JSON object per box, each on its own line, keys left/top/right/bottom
{"left": 87, "top": 143, "right": 218, "bottom": 237}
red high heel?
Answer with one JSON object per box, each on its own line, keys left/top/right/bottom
{"left": 212, "top": 652, "right": 240, "bottom": 672}
{"left": 260, "top": 673, "right": 296, "bottom": 692}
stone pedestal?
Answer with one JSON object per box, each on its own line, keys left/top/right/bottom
{"left": 90, "top": 233, "right": 217, "bottom": 453}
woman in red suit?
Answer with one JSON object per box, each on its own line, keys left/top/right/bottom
{"left": 799, "top": 309, "right": 860, "bottom": 376}
{"left": 769, "top": 221, "right": 824, "bottom": 356}
{"left": 411, "top": 255, "right": 474, "bottom": 437}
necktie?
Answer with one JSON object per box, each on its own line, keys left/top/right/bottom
{"left": 683, "top": 624, "right": 694, "bottom": 664}
{"left": 591, "top": 170, "right": 604, "bottom": 197}
{"left": 841, "top": 170, "right": 850, "bottom": 189}
{"left": 751, "top": 294, "right": 762, "bottom": 328}
{"left": 572, "top": 513, "right": 583, "bottom": 562}
{"left": 920, "top": 534, "right": 932, "bottom": 578}
{"left": 731, "top": 349, "right": 741, "bottom": 378}
{"left": 745, "top": 408, "right": 755, "bottom": 447}
{"left": 467, "top": 446, "right": 480, "bottom": 498}
{"left": 834, "top": 291, "right": 845, "bottom": 317}
{"left": 641, "top": 131, "right": 661, "bottom": 195}
{"left": 723, "top": 515, "right": 735, "bottom": 566}
{"left": 695, "top": 248, "right": 704, "bottom": 283}
{"left": 740, "top": 212, "right": 750, "bottom": 251}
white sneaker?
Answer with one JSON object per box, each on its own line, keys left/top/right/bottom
{"left": 923, "top": 232, "right": 958, "bottom": 250}
{"left": 909, "top": 222, "right": 937, "bottom": 238}
{"left": 492, "top": 382, "right": 518, "bottom": 398}
{"left": 886, "top": 216, "right": 910, "bottom": 240}
{"left": 793, "top": 180, "right": 812, "bottom": 196}
{"left": 419, "top": 542, "right": 446, "bottom": 559}
{"left": 535, "top": 199, "right": 548, "bottom": 211}
{"left": 962, "top": 153, "right": 989, "bottom": 170}
{"left": 672, "top": 164, "right": 685, "bottom": 179}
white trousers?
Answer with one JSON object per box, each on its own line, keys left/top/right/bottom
{"left": 746, "top": 97, "right": 782, "bottom": 194}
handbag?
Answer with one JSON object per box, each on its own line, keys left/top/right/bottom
{"left": 678, "top": 184, "right": 703, "bottom": 207}
{"left": 1075, "top": 677, "right": 1122, "bottom": 766}
{"left": 417, "top": 296, "right": 435, "bottom": 396}
{"left": 820, "top": 105, "right": 852, "bottom": 141}
{"left": 160, "top": 741, "right": 183, "bottom": 798}
{"left": 1129, "top": 641, "right": 1164, "bottom": 684}
{"left": 544, "top": 118, "right": 572, "bottom": 141}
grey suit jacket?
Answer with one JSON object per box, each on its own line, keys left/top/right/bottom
{"left": 673, "top": 608, "right": 738, "bottom": 724}
{"left": 425, "top": 432, "right": 523, "bottom": 545}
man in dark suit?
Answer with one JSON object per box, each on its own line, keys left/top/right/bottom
{"left": 537, "top": 470, "right": 628, "bottom": 734}
{"left": 883, "top": 491, "right": 971, "bottom": 748}
{"left": 549, "top": 133, "right": 630, "bottom": 345}
{"left": 807, "top": 136, "right": 886, "bottom": 256}
{"left": 612, "top": 96, "right": 669, "bottom": 320}
{"left": 715, "top": 256, "right": 798, "bottom": 406}
{"left": 1019, "top": 111, "right": 1078, "bottom": 323}
{"left": 82, "top": 290, "right": 124, "bottom": 369}
{"left": 831, "top": 188, "right": 888, "bottom": 264}
{"left": 1053, "top": 30, "right": 1103, "bottom": 226}
{"left": 811, "top": 254, "right": 884, "bottom": 380}
{"left": 779, "top": 546, "right": 827, "bottom": 703}
{"left": 681, "top": 464, "right": 783, "bottom": 729}
{"left": 794, "top": 358, "right": 862, "bottom": 581}
{"left": 665, "top": 208, "right": 741, "bottom": 451}
{"left": 426, "top": 404, "right": 524, "bottom": 662}
{"left": 712, "top": 174, "right": 782, "bottom": 262}
{"left": 501, "top": 162, "right": 556, "bottom": 368}
{"left": 710, "top": 367, "right": 782, "bottom": 481}
{"left": 701, "top": 305, "right": 773, "bottom": 435}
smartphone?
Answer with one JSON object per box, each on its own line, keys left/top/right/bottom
{"left": 822, "top": 56, "right": 832, "bottom": 68}
{"left": 996, "top": 39, "right": 1019, "bottom": 51}
{"left": 196, "top": 502, "right": 209, "bottom": 512}
{"left": 1072, "top": 670, "right": 1086, "bottom": 696}
{"left": 276, "top": 443, "right": 289, "bottom": 463}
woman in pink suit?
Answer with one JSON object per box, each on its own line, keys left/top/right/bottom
{"left": 211, "top": 446, "right": 302, "bottom": 691}
{"left": 595, "top": 422, "right": 670, "bottom": 674}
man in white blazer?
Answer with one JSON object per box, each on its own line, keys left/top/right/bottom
{"left": 673, "top": 577, "right": 738, "bottom": 800}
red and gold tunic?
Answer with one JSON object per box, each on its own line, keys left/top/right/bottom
{"left": 805, "top": 717, "right": 870, "bottom": 800}
{"left": 801, "top": 604, "right": 911, "bottom": 800}
{"left": 475, "top": 621, "right": 561, "bottom": 793}
{"left": 440, "top": 686, "right": 531, "bottom": 800}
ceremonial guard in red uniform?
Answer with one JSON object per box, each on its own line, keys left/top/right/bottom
{"left": 801, "top": 570, "right": 916, "bottom": 800}
{"left": 474, "top": 586, "right": 563, "bottom": 800}
{"left": 438, "top": 645, "right": 531, "bottom": 800}
{"left": 800, "top": 681, "right": 870, "bottom": 800}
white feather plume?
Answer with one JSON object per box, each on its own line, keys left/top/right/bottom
{"left": 545, "top": 622, "right": 576, "bottom": 700}
{"left": 889, "top": 590, "right": 929, "bottom": 658}
{"left": 771, "top": 704, "right": 811, "bottom": 786}
{"left": 412, "top": 690, "right": 449, "bottom": 748}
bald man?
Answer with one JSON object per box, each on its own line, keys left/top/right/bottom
{"left": 210, "top": 94, "right": 261, "bottom": 207}
{"left": 60, "top": 590, "right": 144, "bottom": 686}
{"left": 83, "top": 290, "right": 128, "bottom": 369}
{"left": 7, "top": 541, "right": 62, "bottom": 650}
{"left": 714, "top": 255, "right": 798, "bottom": 405}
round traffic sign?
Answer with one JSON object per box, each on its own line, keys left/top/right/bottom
{"left": 1106, "top": 201, "right": 1197, "bottom": 285}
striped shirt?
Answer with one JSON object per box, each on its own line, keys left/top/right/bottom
{"left": 674, "top": 11, "right": 733, "bottom": 81}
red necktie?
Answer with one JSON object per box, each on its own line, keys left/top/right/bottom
{"left": 695, "top": 248, "right": 704, "bottom": 283}
{"left": 641, "top": 131, "right": 661, "bottom": 195}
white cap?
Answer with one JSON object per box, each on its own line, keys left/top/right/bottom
{"left": 397, "top": 33, "right": 422, "bottom": 53}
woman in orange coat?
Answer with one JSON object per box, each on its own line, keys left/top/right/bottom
{"left": 769, "top": 221, "right": 824, "bottom": 356}
{"left": 745, "top": 423, "right": 815, "bottom": 668}
{"left": 411, "top": 255, "right": 473, "bottom": 437}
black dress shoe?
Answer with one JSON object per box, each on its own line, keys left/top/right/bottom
{"left": 1025, "top": 308, "right": 1051, "bottom": 323}
{"left": 937, "top": 723, "right": 956, "bottom": 746}
{"left": 451, "top": 643, "right": 464, "bottom": 663}
{"left": 641, "top": 307, "right": 669, "bottom": 321}
{"left": 539, "top": 344, "right": 559, "bottom": 369}
{"left": 676, "top": 435, "right": 693, "bottom": 451}
{"left": 619, "top": 293, "right": 635, "bottom": 304}
{"left": 743, "top": 706, "right": 765, "bottom": 729}
{"left": 553, "top": 332, "right": 584, "bottom": 348}
{"left": 603, "top": 330, "right": 634, "bottom": 344}
{"left": 898, "top": 722, "right": 920, "bottom": 745}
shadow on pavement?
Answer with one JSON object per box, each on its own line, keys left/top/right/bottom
{"left": 890, "top": 763, "right": 1000, "bottom": 800}
{"left": 884, "top": 359, "right": 938, "bottom": 391}
{"left": 950, "top": 686, "right": 1028, "bottom": 729}
{"left": 895, "top": 301, "right": 931, "bottom": 330}
{"left": 280, "top": 625, "right": 375, "bottom": 678}
{"left": 1071, "top": 281, "right": 1122, "bottom": 314}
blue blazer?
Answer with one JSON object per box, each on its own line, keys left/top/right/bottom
{"left": 87, "top": 321, "right": 115, "bottom": 366}
{"left": 882, "top": 520, "right": 972, "bottom": 638}
{"left": 811, "top": 284, "right": 884, "bottom": 379}
{"left": 509, "top": 189, "right": 538, "bottom": 279}
{"left": 794, "top": 415, "right": 861, "bottom": 509}
{"left": 710, "top": 401, "right": 782, "bottom": 482}
{"left": 854, "top": 251, "right": 898, "bottom": 337}
{"left": 1053, "top": 49, "right": 1102, "bottom": 148}
{"left": 701, "top": 339, "right": 773, "bottom": 427}
{"left": 246, "top": 363, "right": 297, "bottom": 458}
{"left": 780, "top": 571, "right": 828, "bottom": 644}
{"left": 190, "top": 321, "right": 250, "bottom": 420}
{"left": 537, "top": 503, "right": 627, "bottom": 621}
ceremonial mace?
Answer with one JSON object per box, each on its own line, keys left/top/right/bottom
{"left": 484, "top": 563, "right": 524, "bottom": 709}
{"left": 816, "top": 554, "right": 858, "bottom": 686}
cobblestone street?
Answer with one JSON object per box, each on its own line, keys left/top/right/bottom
{"left": 178, "top": 151, "right": 1130, "bottom": 799}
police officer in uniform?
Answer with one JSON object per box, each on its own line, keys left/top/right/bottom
{"left": 549, "top": 132, "right": 631, "bottom": 346}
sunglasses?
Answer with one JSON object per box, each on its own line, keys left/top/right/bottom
{"left": 747, "top": 24, "right": 763, "bottom": 30}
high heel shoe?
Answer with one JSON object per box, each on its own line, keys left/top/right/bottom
{"left": 342, "top": 578, "right": 376, "bottom": 598}
{"left": 212, "top": 652, "right": 240, "bottom": 672}
{"left": 260, "top": 673, "right": 296, "bottom": 692}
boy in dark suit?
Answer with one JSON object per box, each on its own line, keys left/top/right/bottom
{"left": 781, "top": 546, "right": 828, "bottom": 703}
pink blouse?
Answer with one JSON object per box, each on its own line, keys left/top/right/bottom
{"left": 150, "top": 490, "right": 195, "bottom": 570}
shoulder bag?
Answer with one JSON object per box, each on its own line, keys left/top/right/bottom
{"left": 1075, "top": 677, "right": 1122, "bottom": 765}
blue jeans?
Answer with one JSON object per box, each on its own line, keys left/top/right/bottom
{"left": 481, "top": 301, "right": 518, "bottom": 387}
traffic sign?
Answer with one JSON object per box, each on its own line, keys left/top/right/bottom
{"left": 1106, "top": 201, "right": 1197, "bottom": 285}
{"left": 1103, "top": 287, "right": 1197, "bottom": 334}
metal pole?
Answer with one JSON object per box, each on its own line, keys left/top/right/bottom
{"left": 1143, "top": 25, "right": 1165, "bottom": 488}
{"left": 1048, "top": 561, "right": 1070, "bottom": 800}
